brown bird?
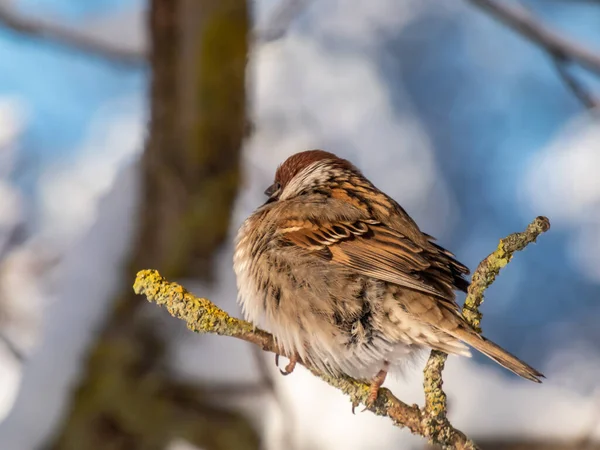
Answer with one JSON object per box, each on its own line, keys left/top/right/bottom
{"left": 234, "top": 150, "right": 543, "bottom": 406}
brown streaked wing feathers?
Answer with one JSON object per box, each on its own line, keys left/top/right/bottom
{"left": 279, "top": 219, "right": 469, "bottom": 305}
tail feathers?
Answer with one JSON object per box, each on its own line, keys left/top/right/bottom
{"left": 455, "top": 329, "right": 544, "bottom": 383}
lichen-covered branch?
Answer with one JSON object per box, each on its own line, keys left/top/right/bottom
{"left": 133, "top": 269, "right": 471, "bottom": 448}
{"left": 423, "top": 216, "right": 550, "bottom": 448}
{"left": 133, "top": 216, "right": 550, "bottom": 450}
{"left": 462, "top": 216, "right": 551, "bottom": 332}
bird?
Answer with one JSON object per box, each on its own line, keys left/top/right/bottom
{"left": 233, "top": 149, "right": 543, "bottom": 406}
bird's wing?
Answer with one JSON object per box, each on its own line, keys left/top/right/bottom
{"left": 277, "top": 216, "right": 468, "bottom": 304}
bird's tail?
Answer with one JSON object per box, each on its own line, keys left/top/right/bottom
{"left": 453, "top": 328, "right": 544, "bottom": 383}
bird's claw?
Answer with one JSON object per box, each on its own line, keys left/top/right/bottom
{"left": 355, "top": 361, "right": 389, "bottom": 413}
{"left": 275, "top": 353, "right": 298, "bottom": 375}
{"left": 362, "top": 390, "right": 379, "bottom": 412}
{"left": 280, "top": 356, "right": 297, "bottom": 375}
{"left": 350, "top": 391, "right": 377, "bottom": 414}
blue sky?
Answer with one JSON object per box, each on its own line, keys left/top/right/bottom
{"left": 19, "top": 0, "right": 144, "bottom": 20}
{"left": 0, "top": 0, "right": 146, "bottom": 185}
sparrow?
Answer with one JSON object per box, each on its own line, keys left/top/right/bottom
{"left": 234, "top": 150, "right": 543, "bottom": 406}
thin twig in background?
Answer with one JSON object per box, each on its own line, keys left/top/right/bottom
{"left": 0, "top": 331, "right": 24, "bottom": 362}
{"left": 201, "top": 381, "right": 271, "bottom": 398}
{"left": 133, "top": 216, "right": 550, "bottom": 450}
{"left": 543, "top": 0, "right": 600, "bottom": 4}
{"left": 254, "top": 0, "right": 313, "bottom": 43}
{"left": 552, "top": 57, "right": 600, "bottom": 110}
{"left": 467, "top": 0, "right": 600, "bottom": 74}
{"left": 0, "top": 3, "right": 145, "bottom": 65}
{"left": 467, "top": 0, "right": 600, "bottom": 109}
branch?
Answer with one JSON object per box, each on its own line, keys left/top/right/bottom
{"left": 462, "top": 215, "right": 551, "bottom": 330}
{"left": 132, "top": 270, "right": 475, "bottom": 449}
{"left": 552, "top": 57, "right": 600, "bottom": 110}
{"left": 0, "top": 330, "right": 24, "bottom": 362}
{"left": 133, "top": 216, "right": 551, "bottom": 450}
{"left": 423, "top": 216, "right": 550, "bottom": 445}
{"left": 0, "top": 4, "right": 145, "bottom": 65}
{"left": 467, "top": 0, "right": 600, "bottom": 109}
{"left": 467, "top": 0, "right": 600, "bottom": 75}
{"left": 255, "top": 0, "right": 313, "bottom": 43}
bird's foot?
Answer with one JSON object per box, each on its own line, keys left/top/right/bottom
{"left": 361, "top": 361, "right": 390, "bottom": 412}
{"left": 275, "top": 352, "right": 299, "bottom": 376}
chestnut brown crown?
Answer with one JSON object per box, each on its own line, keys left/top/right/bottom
{"left": 274, "top": 150, "right": 358, "bottom": 190}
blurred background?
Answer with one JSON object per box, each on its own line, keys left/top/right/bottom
{"left": 0, "top": 0, "right": 599, "bottom": 449}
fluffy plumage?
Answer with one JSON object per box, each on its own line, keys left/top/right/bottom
{"left": 234, "top": 150, "right": 543, "bottom": 384}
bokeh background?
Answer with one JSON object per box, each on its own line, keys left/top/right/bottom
{"left": 0, "top": 0, "right": 599, "bottom": 449}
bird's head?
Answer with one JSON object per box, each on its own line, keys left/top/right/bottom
{"left": 264, "top": 150, "right": 361, "bottom": 203}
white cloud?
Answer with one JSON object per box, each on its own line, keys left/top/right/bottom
{"left": 244, "top": 4, "right": 458, "bottom": 239}
{"left": 0, "top": 97, "right": 28, "bottom": 425}
{"left": 37, "top": 96, "right": 144, "bottom": 241}
{"left": 0, "top": 342, "right": 20, "bottom": 426}
{"left": 0, "top": 183, "right": 24, "bottom": 255}
{"left": 0, "top": 98, "right": 143, "bottom": 449}
{"left": 522, "top": 113, "right": 600, "bottom": 281}
{"left": 80, "top": 5, "right": 147, "bottom": 56}
{"left": 0, "top": 97, "right": 26, "bottom": 175}
{"left": 0, "top": 97, "right": 27, "bottom": 251}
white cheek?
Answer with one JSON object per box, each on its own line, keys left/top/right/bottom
{"left": 279, "top": 162, "right": 330, "bottom": 200}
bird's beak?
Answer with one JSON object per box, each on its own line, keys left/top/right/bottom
{"left": 264, "top": 182, "right": 281, "bottom": 200}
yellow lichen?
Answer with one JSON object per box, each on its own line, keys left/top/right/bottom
{"left": 135, "top": 269, "right": 256, "bottom": 338}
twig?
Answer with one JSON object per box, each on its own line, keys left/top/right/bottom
{"left": 133, "top": 269, "right": 476, "bottom": 449}
{"left": 423, "top": 216, "right": 550, "bottom": 447}
{"left": 0, "top": 4, "right": 145, "bottom": 65}
{"left": 133, "top": 216, "right": 551, "bottom": 450}
{"left": 467, "top": 0, "right": 600, "bottom": 75}
{"left": 552, "top": 57, "right": 600, "bottom": 110}
{"left": 0, "top": 330, "right": 24, "bottom": 362}
{"left": 254, "top": 0, "right": 313, "bottom": 43}
{"left": 201, "top": 380, "right": 271, "bottom": 398}
{"left": 543, "top": 0, "right": 600, "bottom": 4}
{"left": 462, "top": 215, "right": 550, "bottom": 331}
{"left": 467, "top": 0, "right": 600, "bottom": 109}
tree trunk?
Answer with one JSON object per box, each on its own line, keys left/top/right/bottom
{"left": 49, "top": 1, "right": 256, "bottom": 449}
